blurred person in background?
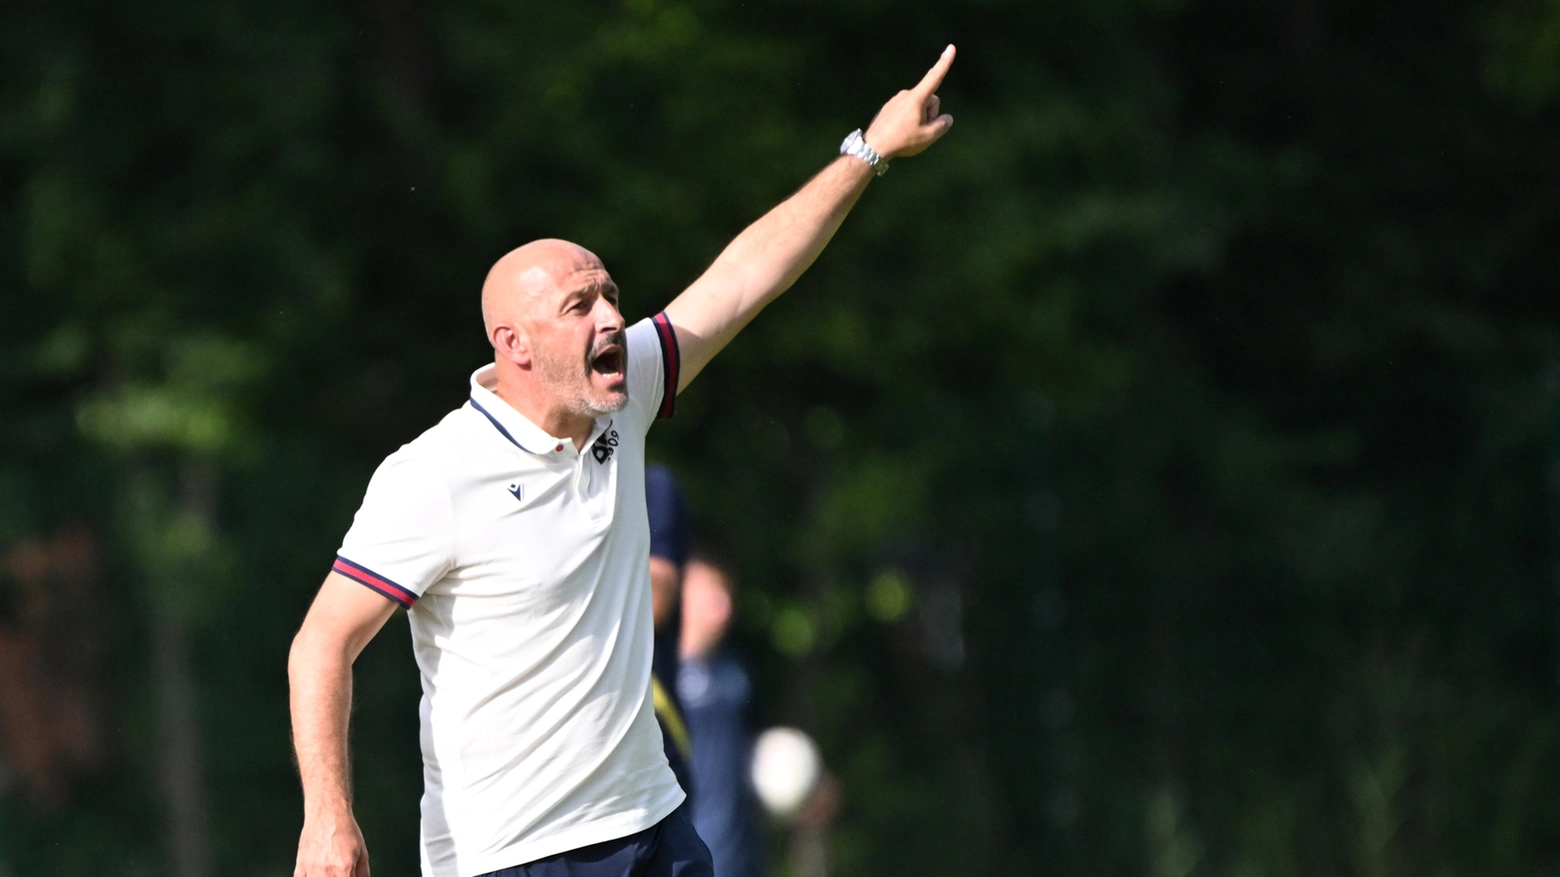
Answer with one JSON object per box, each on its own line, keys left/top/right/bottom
{"left": 287, "top": 48, "right": 955, "bottom": 877}
{"left": 646, "top": 463, "right": 694, "bottom": 797}
{"left": 677, "top": 555, "right": 764, "bottom": 877}
{"left": 683, "top": 556, "right": 842, "bottom": 877}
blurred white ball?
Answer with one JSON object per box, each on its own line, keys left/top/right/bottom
{"left": 750, "top": 726, "right": 822, "bottom": 819}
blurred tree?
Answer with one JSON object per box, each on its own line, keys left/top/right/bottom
{"left": 2, "top": 0, "right": 1560, "bottom": 875}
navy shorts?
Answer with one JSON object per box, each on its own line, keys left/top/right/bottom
{"left": 476, "top": 804, "right": 713, "bottom": 877}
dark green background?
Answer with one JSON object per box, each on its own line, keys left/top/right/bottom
{"left": 4, "top": 0, "right": 1560, "bottom": 874}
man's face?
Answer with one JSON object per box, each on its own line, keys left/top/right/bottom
{"left": 523, "top": 262, "right": 629, "bottom": 418}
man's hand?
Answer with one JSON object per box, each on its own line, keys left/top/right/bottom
{"left": 662, "top": 44, "right": 958, "bottom": 389}
{"left": 290, "top": 573, "right": 397, "bottom": 877}
{"left": 295, "top": 810, "right": 371, "bottom": 877}
{"left": 864, "top": 44, "right": 957, "bottom": 160}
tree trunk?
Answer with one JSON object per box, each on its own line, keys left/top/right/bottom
{"left": 154, "top": 608, "right": 210, "bottom": 877}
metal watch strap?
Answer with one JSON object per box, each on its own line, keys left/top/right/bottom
{"left": 840, "top": 128, "right": 890, "bottom": 177}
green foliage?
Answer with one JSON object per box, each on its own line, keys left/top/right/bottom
{"left": 4, "top": 0, "right": 1560, "bottom": 875}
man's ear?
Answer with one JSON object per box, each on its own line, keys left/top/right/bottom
{"left": 492, "top": 324, "right": 532, "bottom": 368}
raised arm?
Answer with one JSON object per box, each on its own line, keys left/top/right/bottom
{"left": 289, "top": 573, "right": 398, "bottom": 877}
{"left": 662, "top": 45, "right": 957, "bottom": 389}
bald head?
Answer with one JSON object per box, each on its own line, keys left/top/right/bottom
{"left": 482, "top": 239, "right": 609, "bottom": 341}
{"left": 479, "top": 239, "right": 629, "bottom": 431}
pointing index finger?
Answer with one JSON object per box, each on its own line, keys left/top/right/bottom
{"left": 914, "top": 44, "right": 957, "bottom": 96}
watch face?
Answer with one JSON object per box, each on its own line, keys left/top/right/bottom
{"left": 841, "top": 130, "right": 881, "bottom": 170}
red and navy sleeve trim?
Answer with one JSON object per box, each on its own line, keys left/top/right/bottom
{"left": 332, "top": 556, "right": 418, "bottom": 609}
{"left": 651, "top": 312, "right": 680, "bottom": 420}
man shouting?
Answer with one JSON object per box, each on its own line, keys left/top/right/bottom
{"left": 288, "top": 45, "right": 957, "bottom": 877}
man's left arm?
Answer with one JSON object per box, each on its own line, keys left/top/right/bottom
{"left": 662, "top": 45, "right": 957, "bottom": 390}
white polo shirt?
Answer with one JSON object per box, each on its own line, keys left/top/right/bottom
{"left": 331, "top": 314, "right": 685, "bottom": 877}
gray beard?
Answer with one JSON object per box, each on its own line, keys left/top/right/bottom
{"left": 574, "top": 391, "right": 629, "bottom": 417}
{"left": 533, "top": 350, "right": 628, "bottom": 418}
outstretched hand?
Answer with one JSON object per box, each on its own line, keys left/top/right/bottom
{"left": 863, "top": 45, "right": 957, "bottom": 160}
{"left": 659, "top": 42, "right": 959, "bottom": 392}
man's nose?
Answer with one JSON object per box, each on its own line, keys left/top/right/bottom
{"left": 595, "top": 298, "right": 625, "bottom": 331}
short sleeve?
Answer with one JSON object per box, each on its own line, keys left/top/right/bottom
{"left": 625, "top": 313, "right": 680, "bottom": 434}
{"left": 333, "top": 454, "right": 455, "bottom": 609}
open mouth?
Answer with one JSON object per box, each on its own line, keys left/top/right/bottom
{"left": 590, "top": 346, "right": 625, "bottom": 380}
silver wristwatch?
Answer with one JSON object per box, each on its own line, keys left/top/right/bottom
{"left": 840, "top": 129, "right": 890, "bottom": 177}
